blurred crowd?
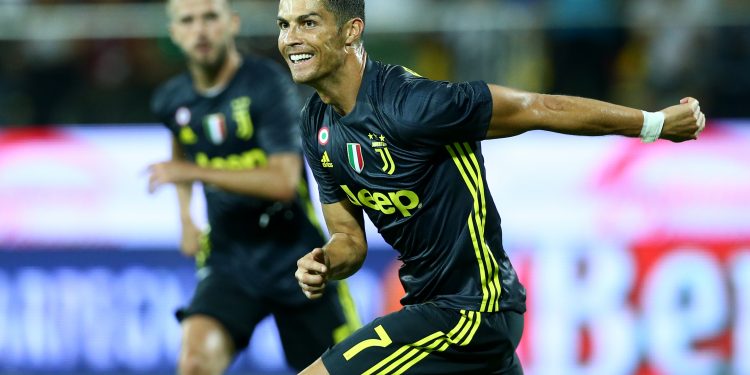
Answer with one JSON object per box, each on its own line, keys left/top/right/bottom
{"left": 0, "top": 0, "right": 748, "bottom": 125}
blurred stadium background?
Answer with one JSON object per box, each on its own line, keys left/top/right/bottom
{"left": 1, "top": 0, "right": 749, "bottom": 374}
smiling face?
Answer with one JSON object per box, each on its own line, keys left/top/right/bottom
{"left": 168, "top": 0, "right": 239, "bottom": 71}
{"left": 277, "top": 0, "right": 355, "bottom": 85}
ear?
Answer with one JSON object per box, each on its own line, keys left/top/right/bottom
{"left": 344, "top": 18, "right": 364, "bottom": 46}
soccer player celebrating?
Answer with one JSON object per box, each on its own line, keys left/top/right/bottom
{"left": 278, "top": 0, "right": 706, "bottom": 374}
{"left": 147, "top": 0, "right": 359, "bottom": 374}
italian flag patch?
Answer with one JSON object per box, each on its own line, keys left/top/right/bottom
{"left": 203, "top": 114, "right": 227, "bottom": 145}
{"left": 347, "top": 143, "right": 364, "bottom": 174}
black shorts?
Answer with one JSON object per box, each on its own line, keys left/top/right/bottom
{"left": 176, "top": 268, "right": 360, "bottom": 371}
{"left": 322, "top": 304, "right": 524, "bottom": 375}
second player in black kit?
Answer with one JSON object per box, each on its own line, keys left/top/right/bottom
{"left": 152, "top": 54, "right": 359, "bottom": 372}
{"left": 152, "top": 55, "right": 319, "bottom": 300}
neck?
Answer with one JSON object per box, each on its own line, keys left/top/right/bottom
{"left": 189, "top": 48, "right": 242, "bottom": 94}
{"left": 314, "top": 46, "right": 367, "bottom": 116}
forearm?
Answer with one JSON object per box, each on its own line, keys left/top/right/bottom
{"left": 194, "top": 167, "right": 298, "bottom": 202}
{"left": 175, "top": 182, "right": 193, "bottom": 223}
{"left": 322, "top": 232, "right": 367, "bottom": 280}
{"left": 532, "top": 94, "right": 643, "bottom": 137}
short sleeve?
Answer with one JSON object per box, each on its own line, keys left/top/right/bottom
{"left": 253, "top": 64, "right": 303, "bottom": 155}
{"left": 300, "top": 100, "right": 345, "bottom": 204}
{"left": 388, "top": 76, "right": 492, "bottom": 147}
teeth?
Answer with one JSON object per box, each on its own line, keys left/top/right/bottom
{"left": 290, "top": 53, "right": 313, "bottom": 62}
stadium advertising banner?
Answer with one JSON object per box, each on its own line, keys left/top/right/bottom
{"left": 0, "top": 123, "right": 748, "bottom": 374}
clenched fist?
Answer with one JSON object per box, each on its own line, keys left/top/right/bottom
{"left": 295, "top": 248, "right": 330, "bottom": 299}
{"left": 659, "top": 97, "right": 706, "bottom": 142}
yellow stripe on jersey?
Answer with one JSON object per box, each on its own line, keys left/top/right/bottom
{"left": 456, "top": 142, "right": 502, "bottom": 311}
{"left": 361, "top": 310, "right": 482, "bottom": 375}
{"left": 461, "top": 142, "right": 503, "bottom": 311}
{"left": 446, "top": 144, "right": 491, "bottom": 310}
{"left": 456, "top": 143, "right": 499, "bottom": 310}
{"left": 402, "top": 66, "right": 423, "bottom": 78}
{"left": 446, "top": 143, "right": 502, "bottom": 312}
{"left": 392, "top": 312, "right": 482, "bottom": 375}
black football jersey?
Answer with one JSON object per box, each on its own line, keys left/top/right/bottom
{"left": 152, "top": 55, "right": 324, "bottom": 299}
{"left": 301, "top": 59, "right": 526, "bottom": 313}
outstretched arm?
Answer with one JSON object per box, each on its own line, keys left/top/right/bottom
{"left": 484, "top": 84, "right": 706, "bottom": 142}
{"left": 295, "top": 199, "right": 367, "bottom": 299}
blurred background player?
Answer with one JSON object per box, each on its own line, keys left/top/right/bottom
{"left": 147, "top": 0, "right": 359, "bottom": 374}
{"left": 280, "top": 0, "right": 706, "bottom": 374}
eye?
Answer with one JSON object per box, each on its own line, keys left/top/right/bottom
{"left": 179, "top": 16, "right": 193, "bottom": 25}
{"left": 204, "top": 12, "right": 218, "bottom": 22}
{"left": 304, "top": 20, "right": 316, "bottom": 28}
{"left": 277, "top": 21, "right": 289, "bottom": 30}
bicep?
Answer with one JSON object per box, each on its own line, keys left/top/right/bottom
{"left": 485, "top": 84, "right": 543, "bottom": 139}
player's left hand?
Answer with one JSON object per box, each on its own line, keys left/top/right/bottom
{"left": 296, "top": 248, "right": 330, "bottom": 299}
{"left": 146, "top": 160, "right": 198, "bottom": 193}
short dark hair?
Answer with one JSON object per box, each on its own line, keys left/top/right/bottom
{"left": 321, "top": 0, "right": 365, "bottom": 28}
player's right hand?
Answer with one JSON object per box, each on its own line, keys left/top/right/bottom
{"left": 180, "top": 221, "right": 202, "bottom": 257}
{"left": 659, "top": 97, "right": 706, "bottom": 142}
{"left": 146, "top": 160, "right": 198, "bottom": 193}
{"left": 296, "top": 248, "right": 329, "bottom": 300}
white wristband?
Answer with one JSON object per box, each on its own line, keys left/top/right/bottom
{"left": 640, "top": 110, "right": 664, "bottom": 143}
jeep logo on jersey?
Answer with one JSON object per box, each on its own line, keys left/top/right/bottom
{"left": 347, "top": 143, "right": 364, "bottom": 173}
{"left": 340, "top": 185, "right": 420, "bottom": 217}
{"left": 195, "top": 148, "right": 268, "bottom": 170}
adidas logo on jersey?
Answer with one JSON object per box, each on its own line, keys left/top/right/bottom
{"left": 321, "top": 151, "right": 334, "bottom": 168}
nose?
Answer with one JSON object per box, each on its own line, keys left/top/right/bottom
{"left": 280, "top": 24, "right": 302, "bottom": 47}
{"left": 189, "top": 17, "right": 209, "bottom": 36}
